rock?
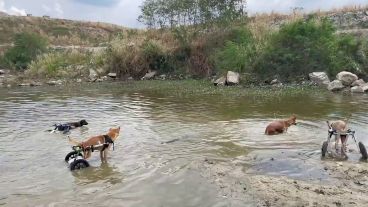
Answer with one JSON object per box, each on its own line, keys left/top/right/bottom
{"left": 127, "top": 77, "right": 134, "bottom": 81}
{"left": 47, "top": 80, "right": 63, "bottom": 85}
{"left": 336, "top": 71, "right": 358, "bottom": 86}
{"left": 270, "top": 79, "right": 279, "bottom": 85}
{"left": 309, "top": 72, "right": 330, "bottom": 86}
{"left": 30, "top": 82, "right": 42, "bottom": 87}
{"left": 213, "top": 76, "right": 226, "bottom": 86}
{"left": 226, "top": 71, "right": 240, "bottom": 85}
{"left": 18, "top": 83, "right": 31, "bottom": 87}
{"left": 0, "top": 69, "right": 5, "bottom": 75}
{"left": 89, "top": 69, "right": 98, "bottom": 81}
{"left": 107, "top": 73, "right": 117, "bottom": 79}
{"left": 351, "top": 79, "right": 365, "bottom": 87}
{"left": 327, "top": 80, "right": 345, "bottom": 91}
{"left": 351, "top": 86, "right": 364, "bottom": 93}
{"left": 141, "top": 71, "right": 157, "bottom": 80}
{"left": 76, "top": 79, "right": 82, "bottom": 83}
{"left": 361, "top": 84, "right": 368, "bottom": 92}
{"left": 159, "top": 74, "right": 167, "bottom": 80}
{"left": 95, "top": 78, "right": 104, "bottom": 82}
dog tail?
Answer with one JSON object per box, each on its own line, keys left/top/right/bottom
{"left": 68, "top": 136, "right": 81, "bottom": 146}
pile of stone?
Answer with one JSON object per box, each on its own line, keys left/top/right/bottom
{"left": 213, "top": 71, "right": 240, "bottom": 86}
{"left": 309, "top": 71, "right": 368, "bottom": 93}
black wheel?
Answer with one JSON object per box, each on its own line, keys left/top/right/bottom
{"left": 70, "top": 159, "right": 89, "bottom": 171}
{"left": 359, "top": 142, "right": 368, "bottom": 160}
{"left": 321, "top": 141, "right": 328, "bottom": 157}
{"left": 65, "top": 151, "right": 82, "bottom": 162}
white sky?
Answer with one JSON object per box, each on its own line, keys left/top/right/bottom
{"left": 1, "top": 0, "right": 367, "bottom": 28}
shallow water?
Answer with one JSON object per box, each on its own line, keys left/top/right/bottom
{"left": 1, "top": 82, "right": 368, "bottom": 206}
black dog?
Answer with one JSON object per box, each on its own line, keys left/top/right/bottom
{"left": 52, "top": 120, "right": 88, "bottom": 134}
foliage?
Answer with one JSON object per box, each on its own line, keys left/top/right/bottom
{"left": 138, "top": 0, "right": 247, "bottom": 28}
{"left": 27, "top": 50, "right": 90, "bottom": 78}
{"left": 252, "top": 18, "right": 362, "bottom": 81}
{"left": 213, "top": 27, "right": 257, "bottom": 73}
{"left": 4, "top": 32, "right": 48, "bottom": 70}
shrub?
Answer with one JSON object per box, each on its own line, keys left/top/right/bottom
{"left": 252, "top": 18, "right": 368, "bottom": 81}
{"left": 213, "top": 27, "right": 257, "bottom": 73}
{"left": 4, "top": 32, "right": 48, "bottom": 70}
{"left": 28, "top": 50, "right": 89, "bottom": 78}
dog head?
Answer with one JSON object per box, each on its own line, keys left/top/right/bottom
{"left": 287, "top": 115, "right": 297, "bottom": 126}
{"left": 108, "top": 126, "right": 121, "bottom": 140}
{"left": 80, "top": 119, "right": 88, "bottom": 126}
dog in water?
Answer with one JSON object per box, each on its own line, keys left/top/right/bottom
{"left": 327, "top": 120, "right": 349, "bottom": 157}
{"left": 265, "top": 115, "right": 297, "bottom": 135}
{"left": 69, "top": 127, "right": 120, "bottom": 162}
{"left": 51, "top": 119, "right": 88, "bottom": 134}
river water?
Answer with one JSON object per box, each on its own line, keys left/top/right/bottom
{"left": 1, "top": 82, "right": 368, "bottom": 206}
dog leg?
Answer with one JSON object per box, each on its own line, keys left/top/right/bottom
{"left": 341, "top": 135, "right": 348, "bottom": 158}
{"left": 100, "top": 151, "right": 104, "bottom": 162}
{"left": 335, "top": 135, "right": 339, "bottom": 153}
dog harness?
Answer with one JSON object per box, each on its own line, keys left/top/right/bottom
{"left": 102, "top": 135, "right": 114, "bottom": 151}
{"left": 54, "top": 124, "right": 72, "bottom": 134}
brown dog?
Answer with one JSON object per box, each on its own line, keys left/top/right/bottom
{"left": 265, "top": 115, "right": 297, "bottom": 135}
{"left": 327, "top": 120, "right": 348, "bottom": 157}
{"left": 69, "top": 127, "right": 120, "bottom": 162}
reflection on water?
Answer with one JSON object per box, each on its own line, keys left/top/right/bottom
{"left": 1, "top": 83, "right": 368, "bottom": 206}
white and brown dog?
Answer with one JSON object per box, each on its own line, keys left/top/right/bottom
{"left": 327, "top": 120, "right": 349, "bottom": 157}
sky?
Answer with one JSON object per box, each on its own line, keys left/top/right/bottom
{"left": 0, "top": 0, "right": 367, "bottom": 28}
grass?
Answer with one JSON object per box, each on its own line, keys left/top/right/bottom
{"left": 112, "top": 79, "right": 327, "bottom": 99}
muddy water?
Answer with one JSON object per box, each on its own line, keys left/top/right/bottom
{"left": 1, "top": 83, "right": 368, "bottom": 206}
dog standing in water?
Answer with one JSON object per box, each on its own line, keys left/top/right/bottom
{"left": 265, "top": 115, "right": 297, "bottom": 135}
{"left": 69, "top": 127, "right": 120, "bottom": 162}
{"left": 327, "top": 120, "right": 349, "bottom": 157}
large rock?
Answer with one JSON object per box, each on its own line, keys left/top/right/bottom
{"left": 309, "top": 72, "right": 330, "bottom": 86}
{"left": 213, "top": 76, "right": 226, "bottom": 86}
{"left": 89, "top": 69, "right": 98, "bottom": 81}
{"left": 226, "top": 71, "right": 240, "bottom": 85}
{"left": 141, "top": 71, "right": 157, "bottom": 80}
{"left": 351, "top": 86, "right": 364, "bottom": 93}
{"left": 327, "top": 80, "right": 345, "bottom": 91}
{"left": 0, "top": 69, "right": 5, "bottom": 75}
{"left": 108, "top": 73, "right": 117, "bottom": 79}
{"left": 362, "top": 84, "right": 368, "bottom": 92}
{"left": 336, "top": 71, "right": 358, "bottom": 86}
{"left": 351, "top": 79, "right": 365, "bottom": 87}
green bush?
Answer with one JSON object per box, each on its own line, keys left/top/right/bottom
{"left": 252, "top": 18, "right": 368, "bottom": 81}
{"left": 213, "top": 27, "right": 257, "bottom": 73}
{"left": 4, "top": 32, "right": 48, "bottom": 70}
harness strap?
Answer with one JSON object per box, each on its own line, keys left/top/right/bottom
{"left": 102, "top": 135, "right": 114, "bottom": 151}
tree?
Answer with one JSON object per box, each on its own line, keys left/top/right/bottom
{"left": 138, "top": 0, "right": 247, "bottom": 29}
{"left": 4, "top": 32, "right": 48, "bottom": 70}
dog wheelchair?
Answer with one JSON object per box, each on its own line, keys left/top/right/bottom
{"left": 321, "top": 127, "right": 368, "bottom": 160}
{"left": 65, "top": 142, "right": 113, "bottom": 171}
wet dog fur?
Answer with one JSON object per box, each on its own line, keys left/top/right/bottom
{"left": 265, "top": 115, "right": 297, "bottom": 135}
{"left": 69, "top": 127, "right": 120, "bottom": 162}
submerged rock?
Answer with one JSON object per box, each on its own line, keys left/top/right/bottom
{"left": 336, "top": 71, "right": 358, "bottom": 86}
{"left": 327, "top": 80, "right": 345, "bottom": 91}
{"left": 309, "top": 72, "right": 330, "bottom": 86}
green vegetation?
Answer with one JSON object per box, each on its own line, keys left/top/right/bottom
{"left": 3, "top": 32, "right": 47, "bottom": 70}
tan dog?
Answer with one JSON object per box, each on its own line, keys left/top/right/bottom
{"left": 265, "top": 115, "right": 297, "bottom": 135}
{"left": 327, "top": 120, "right": 349, "bottom": 157}
{"left": 69, "top": 127, "right": 120, "bottom": 162}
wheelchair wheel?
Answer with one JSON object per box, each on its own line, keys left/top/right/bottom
{"left": 65, "top": 151, "right": 83, "bottom": 162}
{"left": 70, "top": 159, "right": 90, "bottom": 171}
{"left": 321, "top": 141, "right": 328, "bottom": 157}
{"left": 359, "top": 142, "right": 368, "bottom": 160}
